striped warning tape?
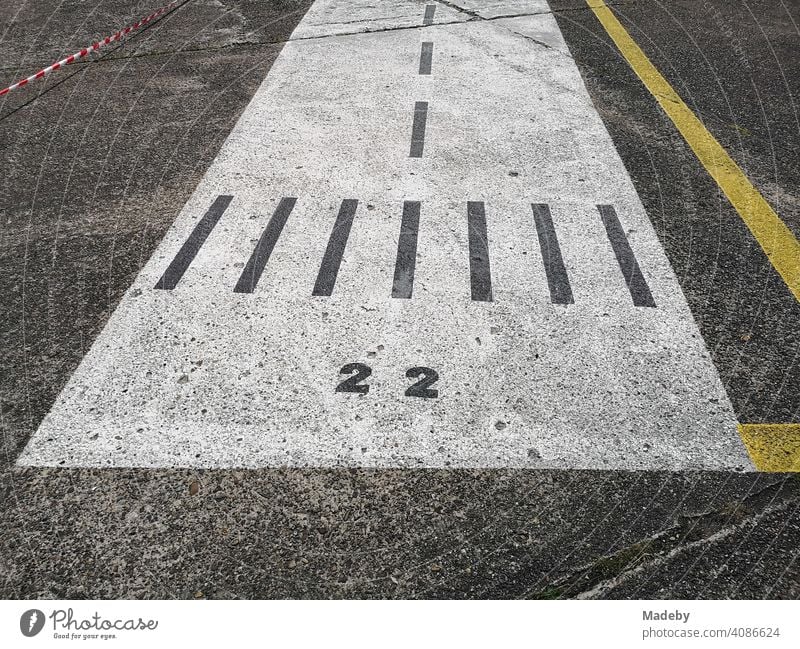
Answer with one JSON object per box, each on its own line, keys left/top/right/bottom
{"left": 0, "top": 0, "right": 182, "bottom": 97}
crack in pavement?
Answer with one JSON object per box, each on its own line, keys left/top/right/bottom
{"left": 574, "top": 495, "right": 798, "bottom": 599}
{"left": 432, "top": 0, "right": 483, "bottom": 20}
{"left": 525, "top": 476, "right": 800, "bottom": 599}
{"left": 0, "top": 15, "right": 554, "bottom": 74}
{"left": 306, "top": 13, "right": 426, "bottom": 27}
{"left": 429, "top": 0, "right": 562, "bottom": 53}
{"left": 1, "top": 1, "right": 641, "bottom": 77}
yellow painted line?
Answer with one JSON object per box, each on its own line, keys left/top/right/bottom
{"left": 586, "top": 0, "right": 800, "bottom": 302}
{"left": 738, "top": 424, "right": 800, "bottom": 472}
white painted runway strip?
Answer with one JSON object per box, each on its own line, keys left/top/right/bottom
{"left": 19, "top": 0, "right": 754, "bottom": 470}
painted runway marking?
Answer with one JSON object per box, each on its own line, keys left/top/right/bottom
{"left": 738, "top": 423, "right": 800, "bottom": 472}
{"left": 467, "top": 201, "right": 493, "bottom": 302}
{"left": 392, "top": 200, "right": 421, "bottom": 299}
{"left": 312, "top": 199, "right": 359, "bottom": 297}
{"left": 154, "top": 195, "right": 232, "bottom": 290}
{"left": 423, "top": 4, "right": 436, "bottom": 25}
{"left": 598, "top": 204, "right": 656, "bottom": 308}
{"left": 19, "top": 0, "right": 754, "bottom": 470}
{"left": 419, "top": 42, "right": 434, "bottom": 75}
{"left": 151, "top": 198, "right": 653, "bottom": 304}
{"left": 234, "top": 197, "right": 296, "bottom": 294}
{"left": 409, "top": 101, "right": 429, "bottom": 158}
{"left": 532, "top": 203, "right": 573, "bottom": 305}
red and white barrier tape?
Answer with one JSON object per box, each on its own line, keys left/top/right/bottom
{"left": 0, "top": 0, "right": 181, "bottom": 97}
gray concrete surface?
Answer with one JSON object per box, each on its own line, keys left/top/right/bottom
{"left": 1, "top": 0, "right": 799, "bottom": 598}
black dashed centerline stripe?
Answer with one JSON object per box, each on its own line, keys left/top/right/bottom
{"left": 532, "top": 203, "right": 574, "bottom": 305}
{"left": 313, "top": 199, "right": 359, "bottom": 296}
{"left": 467, "top": 201, "right": 493, "bottom": 302}
{"left": 233, "top": 197, "right": 297, "bottom": 294}
{"left": 423, "top": 4, "right": 436, "bottom": 25}
{"left": 597, "top": 204, "right": 656, "bottom": 307}
{"left": 419, "top": 42, "right": 434, "bottom": 75}
{"left": 154, "top": 194, "right": 233, "bottom": 290}
{"left": 409, "top": 101, "right": 428, "bottom": 158}
{"left": 392, "top": 201, "right": 421, "bottom": 299}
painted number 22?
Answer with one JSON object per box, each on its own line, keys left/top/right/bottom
{"left": 336, "top": 363, "right": 439, "bottom": 398}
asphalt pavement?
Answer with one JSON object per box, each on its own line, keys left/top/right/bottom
{"left": 1, "top": 0, "right": 798, "bottom": 599}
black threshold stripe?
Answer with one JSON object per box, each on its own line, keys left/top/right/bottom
{"left": 597, "top": 204, "right": 656, "bottom": 307}
{"left": 155, "top": 194, "right": 233, "bottom": 290}
{"left": 532, "top": 203, "right": 574, "bottom": 305}
{"left": 233, "top": 197, "right": 297, "bottom": 294}
{"left": 467, "top": 201, "right": 493, "bottom": 302}
{"left": 392, "top": 201, "right": 421, "bottom": 299}
{"left": 410, "top": 101, "right": 428, "bottom": 158}
{"left": 419, "top": 42, "right": 434, "bottom": 75}
{"left": 313, "top": 199, "right": 359, "bottom": 297}
{"left": 423, "top": 4, "right": 436, "bottom": 25}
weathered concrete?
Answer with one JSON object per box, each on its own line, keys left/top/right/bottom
{"left": 1, "top": 0, "right": 798, "bottom": 599}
